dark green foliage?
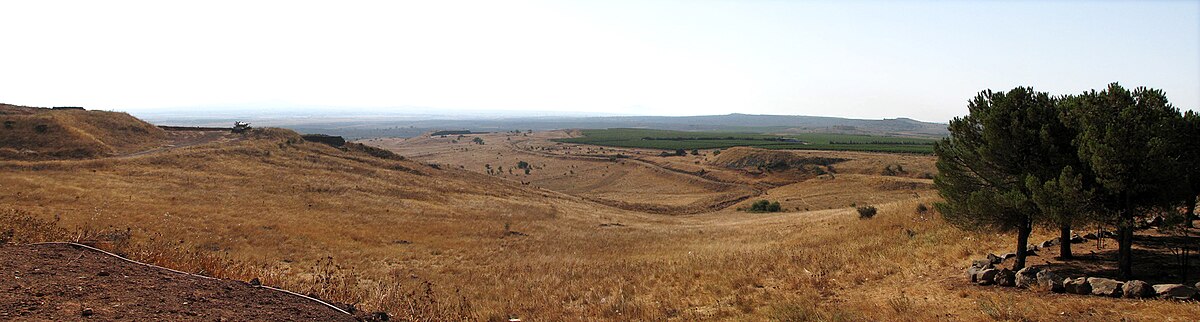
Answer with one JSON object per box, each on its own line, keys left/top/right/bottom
{"left": 915, "top": 203, "right": 929, "bottom": 214}
{"left": 472, "top": 137, "right": 484, "bottom": 145}
{"left": 516, "top": 161, "right": 530, "bottom": 169}
{"left": 1063, "top": 84, "right": 1187, "bottom": 279}
{"left": 552, "top": 128, "right": 937, "bottom": 153}
{"left": 856, "top": 206, "right": 877, "bottom": 219}
{"left": 674, "top": 149, "right": 687, "bottom": 156}
{"left": 748, "top": 200, "right": 783, "bottom": 213}
{"left": 690, "top": 149, "right": 700, "bottom": 155}
{"left": 881, "top": 164, "right": 906, "bottom": 176}
{"left": 935, "top": 87, "right": 1067, "bottom": 270}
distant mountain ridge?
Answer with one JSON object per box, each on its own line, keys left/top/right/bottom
{"left": 143, "top": 111, "right": 950, "bottom": 139}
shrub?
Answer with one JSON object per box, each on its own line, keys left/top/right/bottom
{"left": 748, "top": 200, "right": 783, "bottom": 213}
{"left": 916, "top": 203, "right": 929, "bottom": 214}
{"left": 856, "top": 206, "right": 878, "bottom": 219}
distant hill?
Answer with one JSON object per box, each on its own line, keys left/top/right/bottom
{"left": 0, "top": 103, "right": 167, "bottom": 160}
{"left": 144, "top": 112, "right": 949, "bottom": 139}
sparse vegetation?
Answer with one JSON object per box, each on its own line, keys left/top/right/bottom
{"left": 553, "top": 128, "right": 937, "bottom": 153}
{"left": 856, "top": 205, "right": 877, "bottom": 219}
{"left": 746, "top": 200, "right": 783, "bottom": 213}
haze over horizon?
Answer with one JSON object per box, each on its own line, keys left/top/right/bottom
{"left": 1, "top": 0, "right": 1197, "bottom": 123}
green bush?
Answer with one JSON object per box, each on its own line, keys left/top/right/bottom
{"left": 748, "top": 200, "right": 783, "bottom": 213}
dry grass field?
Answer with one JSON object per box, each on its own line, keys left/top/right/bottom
{"left": 3, "top": 110, "right": 1200, "bottom": 320}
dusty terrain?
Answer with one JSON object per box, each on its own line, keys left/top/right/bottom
{"left": 0, "top": 243, "right": 355, "bottom": 321}
{"left": 2, "top": 109, "right": 1200, "bottom": 320}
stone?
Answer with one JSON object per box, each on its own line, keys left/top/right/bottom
{"left": 1040, "top": 239, "right": 1057, "bottom": 248}
{"left": 1002, "top": 253, "right": 1017, "bottom": 260}
{"left": 1153, "top": 284, "right": 1196, "bottom": 300}
{"left": 1083, "top": 233, "right": 1098, "bottom": 240}
{"left": 977, "top": 269, "right": 999, "bottom": 285}
{"left": 995, "top": 268, "right": 1016, "bottom": 287}
{"left": 1064, "top": 277, "right": 1091, "bottom": 295}
{"left": 987, "top": 253, "right": 1003, "bottom": 264}
{"left": 1069, "top": 234, "right": 1085, "bottom": 243}
{"left": 1122, "top": 280, "right": 1154, "bottom": 298}
{"left": 1036, "top": 270, "right": 1066, "bottom": 293}
{"left": 1087, "top": 277, "right": 1123, "bottom": 297}
{"left": 1015, "top": 267, "right": 1040, "bottom": 288}
{"left": 1100, "top": 231, "right": 1116, "bottom": 238}
{"left": 967, "top": 266, "right": 981, "bottom": 283}
{"left": 82, "top": 308, "right": 93, "bottom": 317}
{"left": 971, "top": 259, "right": 994, "bottom": 269}
{"left": 249, "top": 277, "right": 262, "bottom": 287}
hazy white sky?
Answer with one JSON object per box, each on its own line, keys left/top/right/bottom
{"left": 1, "top": 1, "right": 1197, "bottom": 122}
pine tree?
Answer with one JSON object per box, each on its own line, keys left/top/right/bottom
{"left": 935, "top": 87, "right": 1066, "bottom": 270}
{"left": 1063, "top": 83, "right": 1187, "bottom": 279}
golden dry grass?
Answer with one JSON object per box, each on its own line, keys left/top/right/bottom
{"left": 0, "top": 105, "right": 166, "bottom": 159}
{"left": 2, "top": 125, "right": 1200, "bottom": 320}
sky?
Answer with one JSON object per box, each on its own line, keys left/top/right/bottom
{"left": 1, "top": 1, "right": 1197, "bottom": 122}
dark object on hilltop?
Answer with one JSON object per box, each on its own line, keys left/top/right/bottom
{"left": 52, "top": 106, "right": 85, "bottom": 110}
{"left": 232, "top": 121, "right": 252, "bottom": 133}
{"left": 302, "top": 134, "right": 347, "bottom": 147}
{"left": 430, "top": 130, "right": 475, "bottom": 136}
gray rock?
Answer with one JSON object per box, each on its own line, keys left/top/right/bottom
{"left": 988, "top": 253, "right": 1003, "bottom": 264}
{"left": 1015, "top": 267, "right": 1040, "bottom": 288}
{"left": 1153, "top": 284, "right": 1196, "bottom": 300}
{"left": 971, "top": 259, "right": 994, "bottom": 269}
{"left": 995, "top": 268, "right": 1016, "bottom": 287}
{"left": 977, "top": 269, "right": 999, "bottom": 285}
{"left": 1070, "top": 234, "right": 1086, "bottom": 243}
{"left": 1122, "top": 280, "right": 1154, "bottom": 298}
{"left": 1002, "top": 253, "right": 1017, "bottom": 260}
{"left": 1100, "top": 231, "right": 1116, "bottom": 238}
{"left": 967, "top": 266, "right": 981, "bottom": 283}
{"left": 1083, "top": 233, "right": 1098, "bottom": 240}
{"left": 1087, "top": 277, "right": 1123, "bottom": 297}
{"left": 1036, "top": 270, "right": 1065, "bottom": 293}
{"left": 1064, "top": 277, "right": 1091, "bottom": 295}
{"left": 1040, "top": 239, "right": 1057, "bottom": 248}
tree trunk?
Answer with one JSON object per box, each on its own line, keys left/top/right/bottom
{"left": 1117, "top": 215, "right": 1135, "bottom": 280}
{"left": 1187, "top": 197, "right": 1196, "bottom": 229}
{"left": 1059, "top": 223, "right": 1072, "bottom": 259}
{"left": 1015, "top": 218, "right": 1031, "bottom": 271}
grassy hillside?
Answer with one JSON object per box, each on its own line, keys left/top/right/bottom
{"left": 0, "top": 104, "right": 167, "bottom": 160}
{"left": 554, "top": 128, "right": 936, "bottom": 153}
{"left": 3, "top": 119, "right": 1199, "bottom": 320}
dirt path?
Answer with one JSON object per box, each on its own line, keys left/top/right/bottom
{"left": 0, "top": 243, "right": 357, "bottom": 321}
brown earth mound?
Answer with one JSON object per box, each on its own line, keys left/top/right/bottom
{"left": 0, "top": 243, "right": 357, "bottom": 321}
{"left": 708, "top": 147, "right": 846, "bottom": 171}
{"left": 0, "top": 104, "right": 167, "bottom": 160}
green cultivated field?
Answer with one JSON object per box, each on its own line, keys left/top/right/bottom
{"left": 554, "top": 128, "right": 937, "bottom": 153}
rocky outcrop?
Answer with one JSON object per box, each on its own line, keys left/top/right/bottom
{"left": 995, "top": 269, "right": 1016, "bottom": 287}
{"left": 1015, "top": 267, "right": 1039, "bottom": 289}
{"left": 1036, "top": 270, "right": 1065, "bottom": 293}
{"left": 1153, "top": 284, "right": 1196, "bottom": 300}
{"left": 1087, "top": 278, "right": 1123, "bottom": 297}
{"left": 1064, "top": 277, "right": 1091, "bottom": 295}
{"left": 1122, "top": 280, "right": 1154, "bottom": 298}
{"left": 977, "top": 269, "right": 999, "bottom": 285}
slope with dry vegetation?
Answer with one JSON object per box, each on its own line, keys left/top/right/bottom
{"left": 0, "top": 104, "right": 167, "bottom": 160}
{"left": 3, "top": 111, "right": 1200, "bottom": 320}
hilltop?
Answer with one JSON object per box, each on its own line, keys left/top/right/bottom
{"left": 0, "top": 104, "right": 167, "bottom": 160}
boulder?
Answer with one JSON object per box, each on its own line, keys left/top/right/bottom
{"left": 1122, "top": 280, "right": 1155, "bottom": 298}
{"left": 1069, "top": 234, "right": 1086, "bottom": 243}
{"left": 977, "top": 269, "right": 999, "bottom": 285}
{"left": 1027, "top": 244, "right": 1040, "bottom": 252}
{"left": 1015, "top": 267, "right": 1040, "bottom": 288}
{"left": 1040, "top": 238, "right": 1058, "bottom": 248}
{"left": 967, "top": 266, "right": 981, "bottom": 283}
{"left": 1036, "top": 270, "right": 1066, "bottom": 293}
{"left": 1153, "top": 284, "right": 1196, "bottom": 300}
{"left": 1083, "top": 233, "right": 1098, "bottom": 240}
{"left": 995, "top": 268, "right": 1016, "bottom": 287}
{"left": 971, "top": 259, "right": 994, "bottom": 269}
{"left": 987, "top": 253, "right": 1003, "bottom": 264}
{"left": 1100, "top": 231, "right": 1116, "bottom": 238}
{"left": 1087, "top": 277, "right": 1123, "bottom": 297}
{"left": 1147, "top": 216, "right": 1164, "bottom": 227}
{"left": 1002, "top": 253, "right": 1017, "bottom": 260}
{"left": 1064, "top": 277, "right": 1092, "bottom": 295}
